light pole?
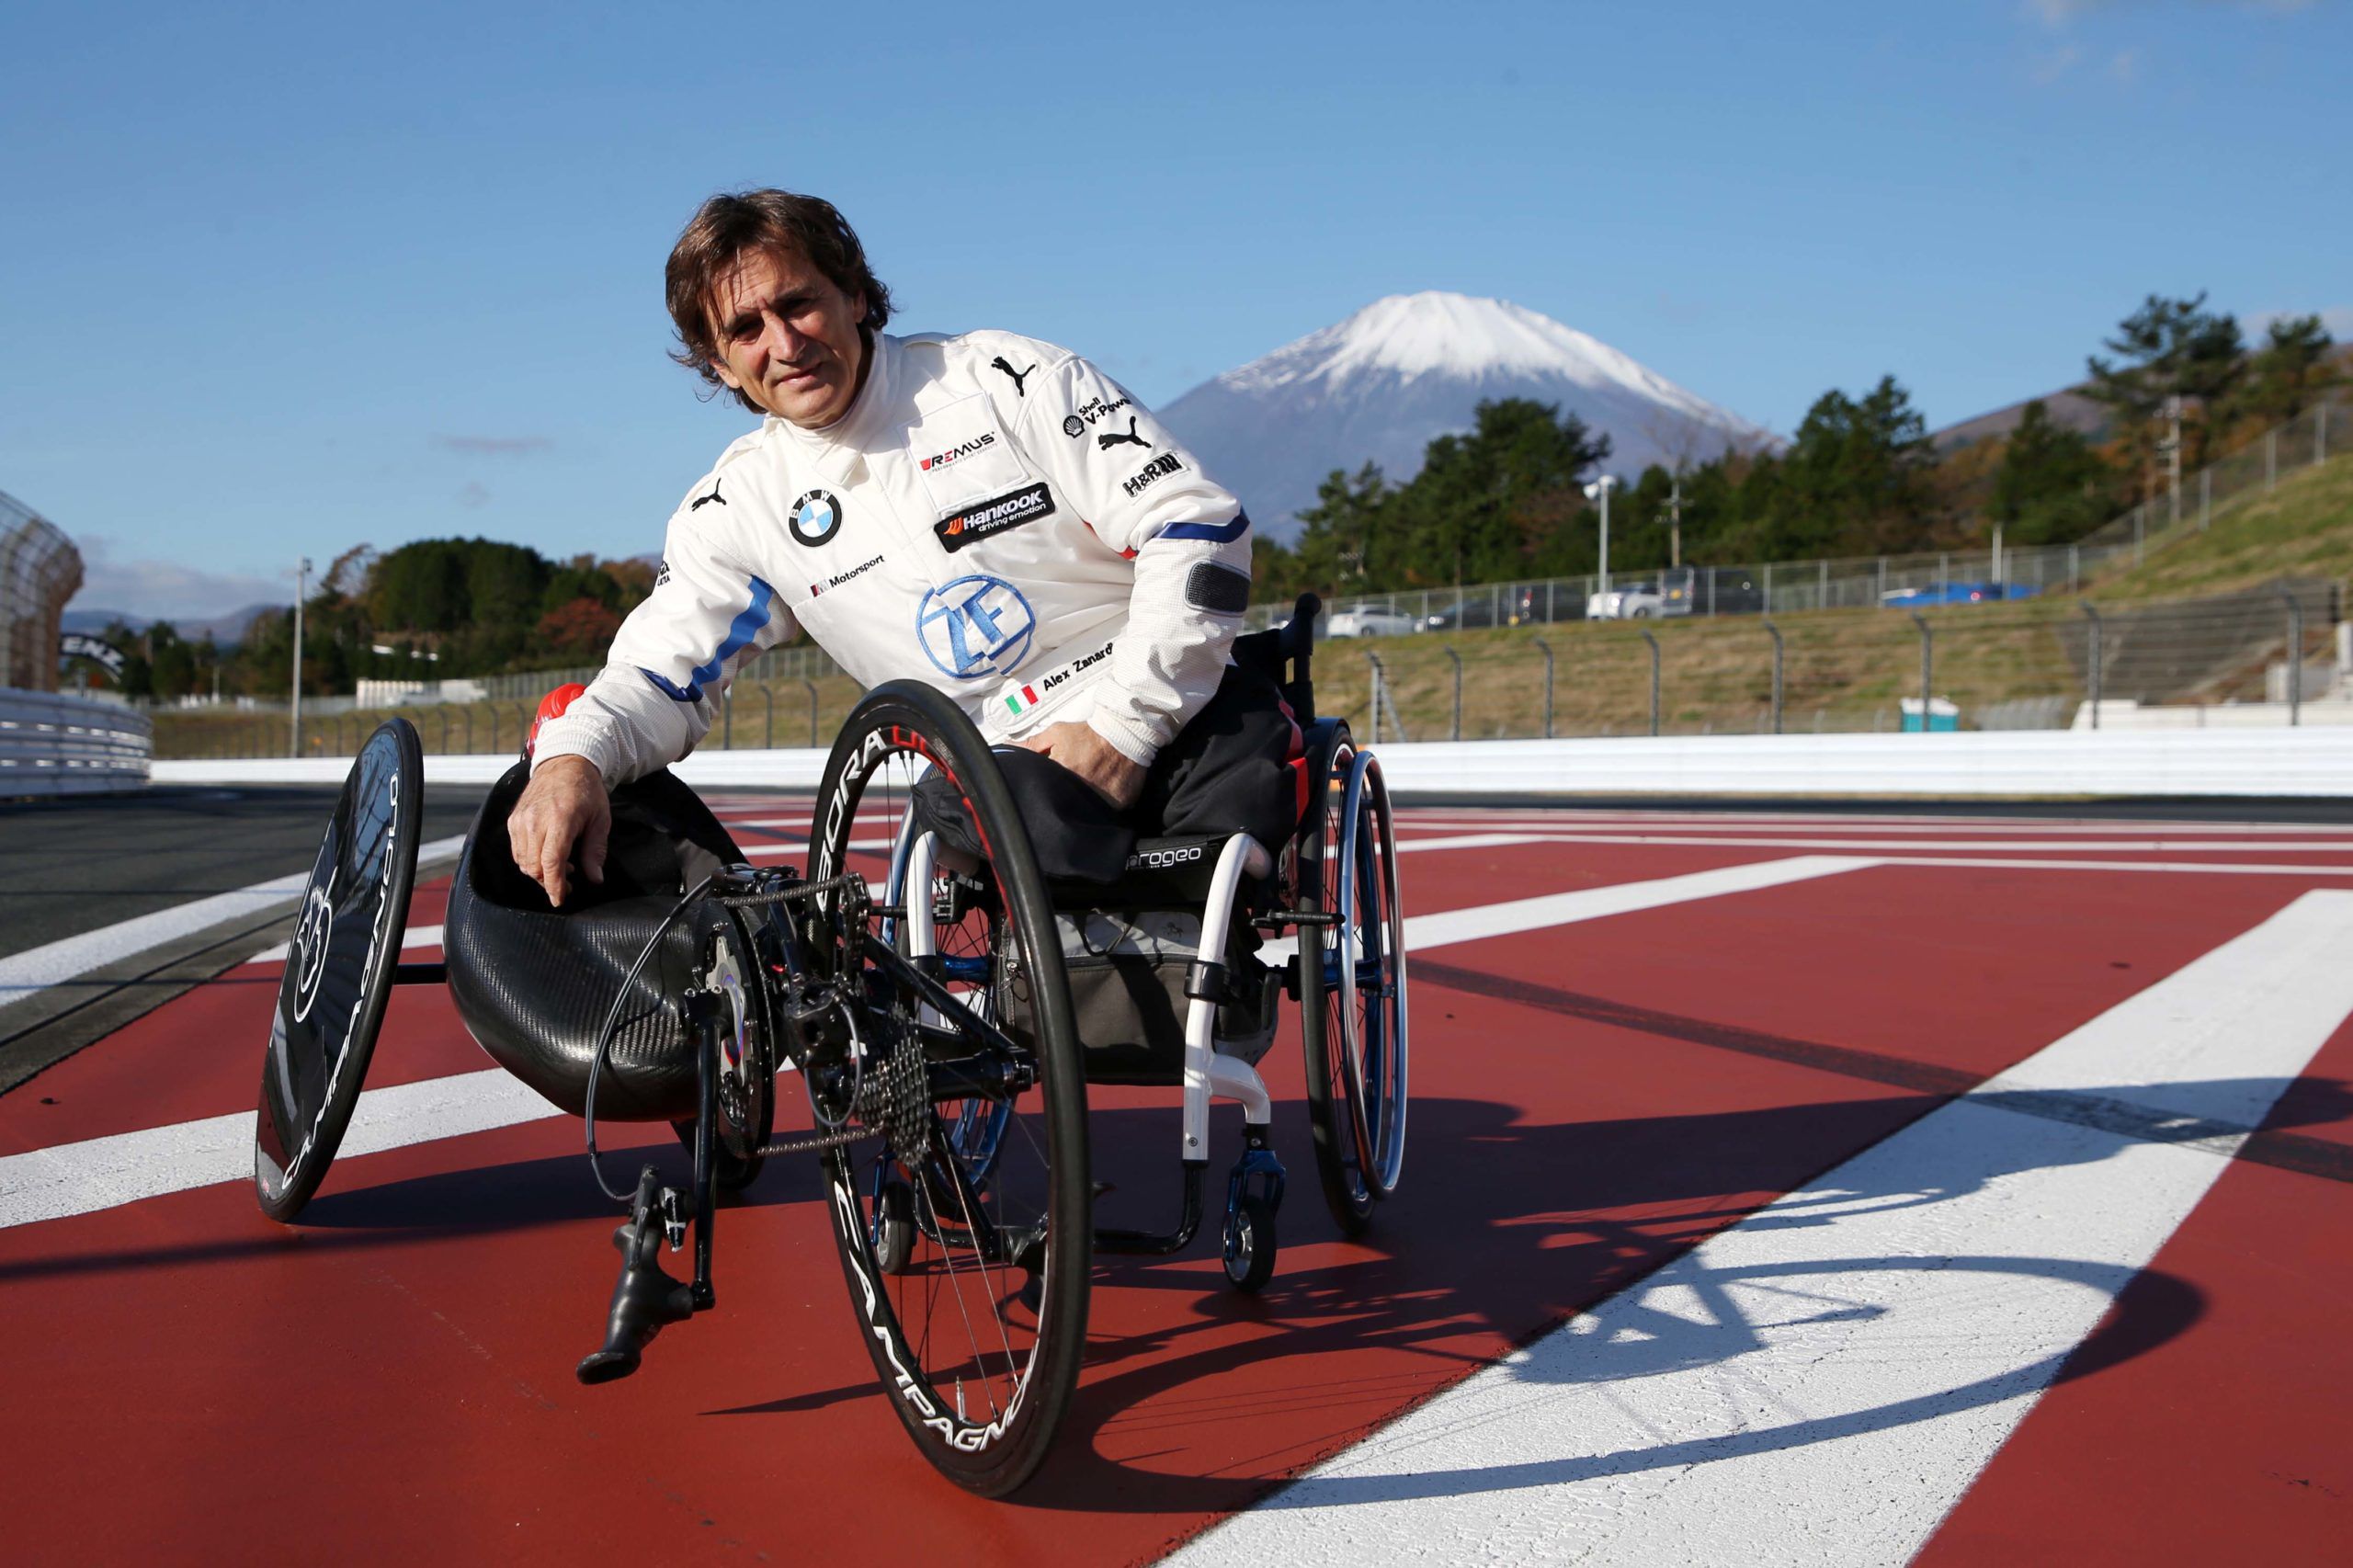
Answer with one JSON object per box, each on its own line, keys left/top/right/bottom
{"left": 290, "top": 556, "right": 311, "bottom": 757}
{"left": 1583, "top": 475, "right": 1618, "bottom": 596}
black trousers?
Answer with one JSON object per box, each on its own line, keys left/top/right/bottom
{"left": 912, "top": 664, "right": 1300, "bottom": 883}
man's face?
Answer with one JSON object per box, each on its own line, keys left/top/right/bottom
{"left": 705, "top": 244, "right": 868, "bottom": 428}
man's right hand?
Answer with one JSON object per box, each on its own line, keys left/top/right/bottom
{"left": 507, "top": 754, "right": 610, "bottom": 906}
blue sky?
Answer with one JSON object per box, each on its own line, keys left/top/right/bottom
{"left": 5, "top": 0, "right": 2345, "bottom": 619}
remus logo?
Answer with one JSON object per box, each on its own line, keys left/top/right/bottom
{"left": 919, "top": 432, "right": 996, "bottom": 471}
{"left": 935, "top": 482, "right": 1055, "bottom": 553}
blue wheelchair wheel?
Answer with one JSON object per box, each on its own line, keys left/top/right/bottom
{"left": 1334, "top": 749, "right": 1408, "bottom": 1199}
{"left": 1299, "top": 727, "right": 1410, "bottom": 1234}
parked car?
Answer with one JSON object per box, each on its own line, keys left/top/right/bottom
{"left": 1880, "top": 581, "right": 2040, "bottom": 608}
{"left": 1325, "top": 602, "right": 1417, "bottom": 637}
{"left": 1587, "top": 584, "right": 1665, "bottom": 619}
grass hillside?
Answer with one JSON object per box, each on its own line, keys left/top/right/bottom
{"left": 2089, "top": 448, "right": 2353, "bottom": 601}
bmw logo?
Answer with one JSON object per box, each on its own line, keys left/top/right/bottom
{"left": 915, "top": 575, "right": 1037, "bottom": 680}
{"left": 789, "top": 489, "right": 843, "bottom": 547}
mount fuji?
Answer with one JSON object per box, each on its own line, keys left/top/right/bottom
{"left": 1156, "top": 291, "right": 1770, "bottom": 539}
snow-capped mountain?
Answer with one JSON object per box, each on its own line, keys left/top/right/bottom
{"left": 1157, "top": 291, "right": 1769, "bottom": 538}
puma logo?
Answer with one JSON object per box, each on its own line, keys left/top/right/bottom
{"left": 690, "top": 479, "right": 726, "bottom": 509}
{"left": 991, "top": 356, "right": 1035, "bottom": 396}
{"left": 1097, "top": 416, "right": 1151, "bottom": 452}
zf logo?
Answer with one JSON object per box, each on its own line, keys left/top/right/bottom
{"left": 915, "top": 574, "right": 1036, "bottom": 679}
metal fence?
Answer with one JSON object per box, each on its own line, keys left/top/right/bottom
{"left": 1343, "top": 578, "right": 2345, "bottom": 744}
{"left": 1, "top": 491, "right": 84, "bottom": 694}
{"left": 1249, "top": 394, "right": 2347, "bottom": 633}
{"left": 152, "top": 668, "right": 873, "bottom": 762}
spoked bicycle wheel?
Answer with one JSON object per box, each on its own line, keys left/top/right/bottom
{"left": 804, "top": 681, "right": 1089, "bottom": 1497}
{"left": 1298, "top": 730, "right": 1409, "bottom": 1233}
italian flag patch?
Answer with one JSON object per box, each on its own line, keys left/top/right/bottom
{"left": 1005, "top": 685, "right": 1040, "bottom": 716}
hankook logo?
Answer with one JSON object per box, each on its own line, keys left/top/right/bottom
{"left": 934, "top": 482, "right": 1055, "bottom": 554}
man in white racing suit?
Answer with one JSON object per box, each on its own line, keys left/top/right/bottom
{"left": 512, "top": 189, "right": 1295, "bottom": 902}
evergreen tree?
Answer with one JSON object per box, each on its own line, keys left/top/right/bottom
{"left": 1768, "top": 376, "right": 1936, "bottom": 557}
{"left": 1290, "top": 462, "right": 1392, "bottom": 590}
{"left": 2085, "top": 292, "right": 2246, "bottom": 482}
{"left": 1987, "top": 401, "right": 2119, "bottom": 547}
{"left": 2234, "top": 313, "right": 2338, "bottom": 427}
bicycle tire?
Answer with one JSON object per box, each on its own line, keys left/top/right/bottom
{"left": 1298, "top": 724, "right": 1377, "bottom": 1236}
{"left": 806, "top": 680, "right": 1090, "bottom": 1497}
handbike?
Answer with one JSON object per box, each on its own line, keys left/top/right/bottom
{"left": 250, "top": 597, "right": 1407, "bottom": 1496}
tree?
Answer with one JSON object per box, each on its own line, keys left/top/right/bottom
{"left": 1290, "top": 462, "right": 1393, "bottom": 590}
{"left": 2085, "top": 292, "right": 2246, "bottom": 483}
{"left": 1395, "top": 399, "right": 1610, "bottom": 586}
{"left": 1987, "top": 401, "right": 2120, "bottom": 548}
{"left": 1767, "top": 376, "right": 1937, "bottom": 557}
{"left": 537, "top": 597, "right": 623, "bottom": 658}
{"left": 2234, "top": 313, "right": 2338, "bottom": 427}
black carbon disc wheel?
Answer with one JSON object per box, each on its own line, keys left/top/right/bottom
{"left": 253, "top": 719, "right": 424, "bottom": 1222}
{"left": 807, "top": 681, "right": 1089, "bottom": 1498}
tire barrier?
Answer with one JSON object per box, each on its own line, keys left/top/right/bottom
{"left": 0, "top": 687, "right": 152, "bottom": 797}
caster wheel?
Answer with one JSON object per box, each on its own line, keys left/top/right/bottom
{"left": 875, "top": 1176, "right": 916, "bottom": 1275}
{"left": 1222, "top": 1195, "right": 1278, "bottom": 1294}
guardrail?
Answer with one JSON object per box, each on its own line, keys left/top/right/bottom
{"left": 0, "top": 687, "right": 152, "bottom": 797}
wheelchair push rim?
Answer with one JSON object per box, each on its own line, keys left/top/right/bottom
{"left": 253, "top": 718, "right": 424, "bottom": 1222}
{"left": 1334, "top": 747, "right": 1408, "bottom": 1200}
{"left": 804, "top": 682, "right": 1090, "bottom": 1498}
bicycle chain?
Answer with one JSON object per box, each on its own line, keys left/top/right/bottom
{"left": 713, "top": 871, "right": 865, "bottom": 909}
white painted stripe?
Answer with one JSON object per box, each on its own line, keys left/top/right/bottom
{"left": 0, "top": 856, "right": 1872, "bottom": 1230}
{"left": 1398, "top": 855, "right": 1873, "bottom": 950}
{"left": 245, "top": 924, "right": 446, "bottom": 967}
{"left": 0, "top": 835, "right": 465, "bottom": 1007}
{"left": 1388, "top": 833, "right": 1549, "bottom": 854}
{"left": 1172, "top": 891, "right": 2353, "bottom": 1568}
{"left": 718, "top": 815, "right": 813, "bottom": 831}
{"left": 1854, "top": 855, "right": 2353, "bottom": 877}
{"left": 1393, "top": 809, "right": 2353, "bottom": 835}
{"left": 0, "top": 1069, "right": 558, "bottom": 1231}
{"left": 1396, "top": 831, "right": 2353, "bottom": 853}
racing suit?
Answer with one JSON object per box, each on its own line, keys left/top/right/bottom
{"left": 533, "top": 328, "right": 1287, "bottom": 877}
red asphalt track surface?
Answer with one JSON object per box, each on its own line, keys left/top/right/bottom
{"left": 3, "top": 804, "right": 2349, "bottom": 1562}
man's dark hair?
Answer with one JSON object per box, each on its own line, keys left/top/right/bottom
{"left": 665, "top": 189, "right": 894, "bottom": 412}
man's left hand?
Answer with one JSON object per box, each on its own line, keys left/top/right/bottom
{"left": 1018, "top": 721, "right": 1146, "bottom": 809}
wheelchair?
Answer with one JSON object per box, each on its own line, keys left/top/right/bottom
{"left": 248, "top": 593, "right": 1407, "bottom": 1497}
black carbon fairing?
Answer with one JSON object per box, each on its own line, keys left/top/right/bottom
{"left": 442, "top": 763, "right": 745, "bottom": 1121}
{"left": 254, "top": 720, "right": 422, "bottom": 1220}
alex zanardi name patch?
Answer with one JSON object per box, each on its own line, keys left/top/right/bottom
{"left": 935, "top": 481, "right": 1055, "bottom": 553}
